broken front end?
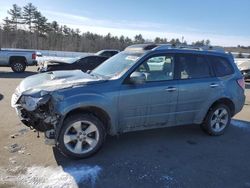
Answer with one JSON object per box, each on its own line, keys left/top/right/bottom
{"left": 11, "top": 88, "right": 59, "bottom": 143}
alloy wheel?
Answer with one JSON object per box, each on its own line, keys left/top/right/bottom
{"left": 63, "top": 120, "right": 100, "bottom": 154}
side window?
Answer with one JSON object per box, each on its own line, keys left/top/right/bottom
{"left": 176, "top": 54, "right": 211, "bottom": 79}
{"left": 136, "top": 55, "right": 174, "bottom": 82}
{"left": 208, "top": 56, "right": 234, "bottom": 77}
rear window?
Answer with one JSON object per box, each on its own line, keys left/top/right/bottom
{"left": 100, "top": 51, "right": 118, "bottom": 57}
{"left": 208, "top": 56, "right": 234, "bottom": 77}
{"left": 176, "top": 54, "right": 212, "bottom": 79}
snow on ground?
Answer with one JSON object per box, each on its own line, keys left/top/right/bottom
{"left": 231, "top": 119, "right": 250, "bottom": 130}
{"left": 0, "top": 165, "right": 101, "bottom": 188}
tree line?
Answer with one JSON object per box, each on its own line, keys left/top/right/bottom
{"left": 0, "top": 3, "right": 212, "bottom": 52}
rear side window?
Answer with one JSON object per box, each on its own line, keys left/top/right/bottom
{"left": 176, "top": 54, "right": 212, "bottom": 79}
{"left": 208, "top": 56, "right": 234, "bottom": 77}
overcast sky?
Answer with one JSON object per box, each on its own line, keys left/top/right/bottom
{"left": 0, "top": 0, "right": 250, "bottom": 46}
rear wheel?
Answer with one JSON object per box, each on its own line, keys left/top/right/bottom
{"left": 58, "top": 113, "right": 106, "bottom": 159}
{"left": 202, "top": 104, "right": 231, "bottom": 136}
{"left": 11, "top": 61, "right": 26, "bottom": 73}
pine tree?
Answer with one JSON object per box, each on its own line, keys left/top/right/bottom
{"left": 7, "top": 4, "right": 22, "bottom": 30}
{"left": 50, "top": 21, "right": 59, "bottom": 32}
{"left": 3, "top": 17, "right": 12, "bottom": 31}
{"left": 22, "top": 3, "right": 37, "bottom": 32}
{"left": 134, "top": 34, "right": 145, "bottom": 44}
{"left": 205, "top": 39, "right": 211, "bottom": 46}
{"left": 32, "top": 11, "right": 48, "bottom": 35}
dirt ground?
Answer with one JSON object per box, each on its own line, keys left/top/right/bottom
{"left": 0, "top": 66, "right": 250, "bottom": 188}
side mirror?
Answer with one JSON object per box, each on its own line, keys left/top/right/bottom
{"left": 130, "top": 72, "right": 146, "bottom": 84}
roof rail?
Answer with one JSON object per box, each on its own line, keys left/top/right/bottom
{"left": 124, "top": 44, "right": 158, "bottom": 52}
{"left": 154, "top": 44, "right": 225, "bottom": 52}
{"left": 124, "top": 43, "right": 225, "bottom": 53}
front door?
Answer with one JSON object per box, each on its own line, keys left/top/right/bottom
{"left": 118, "top": 54, "right": 178, "bottom": 132}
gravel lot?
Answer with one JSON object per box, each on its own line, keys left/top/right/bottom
{"left": 0, "top": 66, "right": 250, "bottom": 188}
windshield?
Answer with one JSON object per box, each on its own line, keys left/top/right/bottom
{"left": 92, "top": 52, "right": 144, "bottom": 79}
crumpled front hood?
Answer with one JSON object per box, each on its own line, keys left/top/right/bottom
{"left": 18, "top": 70, "right": 103, "bottom": 95}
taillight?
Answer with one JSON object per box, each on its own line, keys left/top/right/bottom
{"left": 237, "top": 78, "right": 245, "bottom": 90}
{"left": 32, "top": 53, "right": 36, "bottom": 60}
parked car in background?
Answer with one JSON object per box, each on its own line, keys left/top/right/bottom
{"left": 38, "top": 55, "right": 108, "bottom": 73}
{"left": 0, "top": 48, "right": 37, "bottom": 72}
{"left": 11, "top": 44, "right": 245, "bottom": 159}
{"left": 95, "top": 49, "right": 120, "bottom": 58}
{"left": 235, "top": 58, "right": 250, "bottom": 80}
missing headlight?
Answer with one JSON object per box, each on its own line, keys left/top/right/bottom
{"left": 21, "top": 95, "right": 51, "bottom": 111}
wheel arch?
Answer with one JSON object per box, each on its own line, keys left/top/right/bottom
{"left": 9, "top": 56, "right": 27, "bottom": 65}
{"left": 56, "top": 106, "right": 112, "bottom": 140}
{"left": 208, "top": 98, "right": 235, "bottom": 117}
{"left": 193, "top": 97, "right": 236, "bottom": 125}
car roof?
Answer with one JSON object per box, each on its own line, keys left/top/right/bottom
{"left": 97, "top": 49, "right": 120, "bottom": 52}
{"left": 124, "top": 44, "right": 231, "bottom": 58}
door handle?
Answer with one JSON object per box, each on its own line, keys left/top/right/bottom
{"left": 210, "top": 83, "right": 219, "bottom": 88}
{"left": 165, "top": 87, "right": 177, "bottom": 92}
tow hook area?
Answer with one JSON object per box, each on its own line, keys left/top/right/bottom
{"left": 44, "top": 129, "right": 56, "bottom": 145}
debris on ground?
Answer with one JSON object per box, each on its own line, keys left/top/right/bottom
{"left": 4, "top": 143, "right": 23, "bottom": 153}
{"left": 18, "top": 128, "right": 29, "bottom": 135}
{"left": 18, "top": 147, "right": 26, "bottom": 154}
{"left": 9, "top": 157, "right": 17, "bottom": 164}
{"left": 9, "top": 128, "right": 29, "bottom": 139}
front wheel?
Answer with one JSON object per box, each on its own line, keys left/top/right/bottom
{"left": 202, "top": 104, "right": 231, "bottom": 136}
{"left": 58, "top": 113, "right": 106, "bottom": 159}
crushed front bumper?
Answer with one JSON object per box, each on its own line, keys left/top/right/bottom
{"left": 14, "top": 107, "right": 49, "bottom": 131}
{"left": 12, "top": 93, "right": 58, "bottom": 132}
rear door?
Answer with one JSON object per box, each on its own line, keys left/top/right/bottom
{"left": 175, "top": 53, "right": 222, "bottom": 125}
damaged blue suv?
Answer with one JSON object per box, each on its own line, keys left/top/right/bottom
{"left": 11, "top": 44, "right": 245, "bottom": 158}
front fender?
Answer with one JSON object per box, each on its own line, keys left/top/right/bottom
{"left": 57, "top": 93, "right": 113, "bottom": 115}
{"left": 52, "top": 92, "right": 117, "bottom": 134}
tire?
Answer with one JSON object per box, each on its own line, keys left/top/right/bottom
{"left": 11, "top": 61, "right": 26, "bottom": 73}
{"left": 58, "top": 113, "right": 106, "bottom": 159}
{"left": 202, "top": 104, "right": 231, "bottom": 136}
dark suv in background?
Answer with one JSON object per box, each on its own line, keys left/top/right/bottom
{"left": 95, "top": 49, "right": 120, "bottom": 58}
{"left": 38, "top": 55, "right": 108, "bottom": 73}
{"left": 12, "top": 44, "right": 245, "bottom": 159}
